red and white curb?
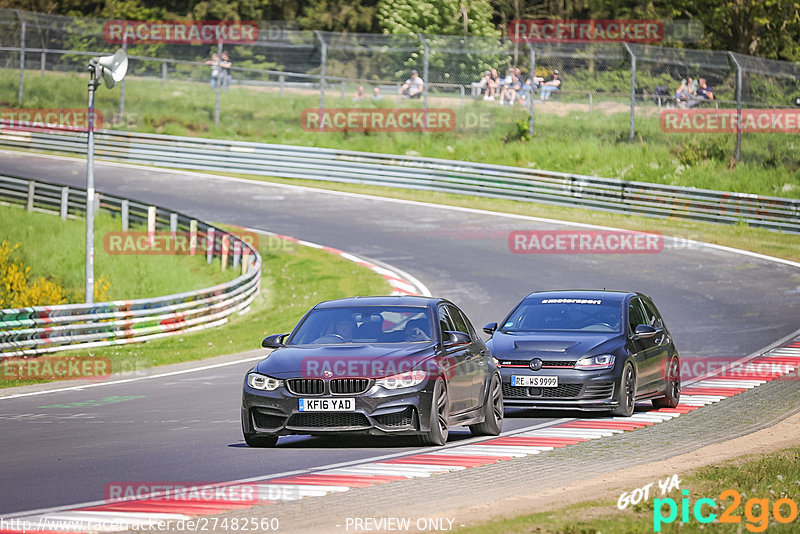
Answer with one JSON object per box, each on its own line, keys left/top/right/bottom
{"left": 4, "top": 339, "right": 798, "bottom": 533}
{"left": 245, "top": 227, "right": 431, "bottom": 297}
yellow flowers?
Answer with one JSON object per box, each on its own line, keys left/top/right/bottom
{"left": 0, "top": 240, "right": 66, "bottom": 308}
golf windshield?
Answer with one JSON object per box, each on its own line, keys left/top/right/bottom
{"left": 501, "top": 298, "right": 623, "bottom": 333}
{"left": 287, "top": 306, "right": 434, "bottom": 344}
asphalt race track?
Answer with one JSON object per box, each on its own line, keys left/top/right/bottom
{"left": 1, "top": 151, "right": 799, "bottom": 516}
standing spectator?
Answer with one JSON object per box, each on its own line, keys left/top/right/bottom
{"left": 205, "top": 52, "right": 220, "bottom": 89}
{"left": 400, "top": 70, "right": 424, "bottom": 99}
{"left": 540, "top": 70, "right": 562, "bottom": 101}
{"left": 220, "top": 52, "right": 232, "bottom": 90}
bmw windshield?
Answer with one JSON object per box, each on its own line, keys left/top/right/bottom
{"left": 501, "top": 298, "right": 623, "bottom": 333}
{"left": 287, "top": 306, "right": 434, "bottom": 344}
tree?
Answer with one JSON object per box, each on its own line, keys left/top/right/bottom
{"left": 378, "top": 0, "right": 499, "bottom": 37}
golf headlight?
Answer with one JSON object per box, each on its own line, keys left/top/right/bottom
{"left": 575, "top": 354, "right": 615, "bottom": 370}
{"left": 376, "top": 370, "right": 427, "bottom": 390}
{"left": 247, "top": 373, "right": 283, "bottom": 391}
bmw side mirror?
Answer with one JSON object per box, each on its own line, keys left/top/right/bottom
{"left": 483, "top": 322, "right": 498, "bottom": 335}
{"left": 262, "top": 334, "right": 287, "bottom": 348}
{"left": 633, "top": 324, "right": 657, "bottom": 339}
{"left": 443, "top": 331, "right": 471, "bottom": 347}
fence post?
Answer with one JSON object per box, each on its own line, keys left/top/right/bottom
{"left": 279, "top": 74, "right": 285, "bottom": 96}
{"left": 206, "top": 227, "right": 215, "bottom": 264}
{"left": 60, "top": 186, "right": 69, "bottom": 220}
{"left": 221, "top": 235, "right": 229, "bottom": 271}
{"left": 214, "top": 41, "right": 223, "bottom": 125}
{"left": 147, "top": 205, "right": 156, "bottom": 246}
{"left": 189, "top": 219, "right": 197, "bottom": 255}
{"left": 40, "top": 51, "right": 45, "bottom": 76}
{"left": 418, "top": 34, "right": 430, "bottom": 119}
{"left": 524, "top": 38, "right": 535, "bottom": 136}
{"left": 169, "top": 212, "right": 178, "bottom": 245}
{"left": 315, "top": 30, "right": 326, "bottom": 129}
{"left": 26, "top": 180, "right": 35, "bottom": 212}
{"left": 161, "top": 62, "right": 167, "bottom": 86}
{"left": 121, "top": 200, "right": 129, "bottom": 231}
{"left": 16, "top": 10, "right": 25, "bottom": 105}
{"left": 233, "top": 239, "right": 242, "bottom": 268}
{"left": 242, "top": 245, "right": 250, "bottom": 275}
{"left": 729, "top": 52, "right": 743, "bottom": 162}
{"left": 624, "top": 42, "right": 636, "bottom": 142}
{"left": 589, "top": 92, "right": 593, "bottom": 113}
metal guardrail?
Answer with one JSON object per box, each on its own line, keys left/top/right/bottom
{"left": 1, "top": 127, "right": 798, "bottom": 234}
{"left": 0, "top": 173, "right": 262, "bottom": 357}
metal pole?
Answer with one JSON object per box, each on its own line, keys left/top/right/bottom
{"left": 214, "top": 41, "right": 222, "bottom": 125}
{"left": 119, "top": 41, "right": 127, "bottom": 121}
{"left": 419, "top": 34, "right": 430, "bottom": 120}
{"left": 729, "top": 52, "right": 743, "bottom": 162}
{"left": 161, "top": 62, "right": 167, "bottom": 86}
{"left": 624, "top": 43, "right": 636, "bottom": 142}
{"left": 525, "top": 38, "right": 535, "bottom": 136}
{"left": 85, "top": 69, "right": 98, "bottom": 303}
{"left": 17, "top": 11, "right": 25, "bottom": 105}
{"left": 315, "top": 31, "right": 326, "bottom": 130}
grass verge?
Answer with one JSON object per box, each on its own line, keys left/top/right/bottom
{"left": 0, "top": 203, "right": 236, "bottom": 301}
{"left": 0, "top": 233, "right": 392, "bottom": 388}
{"left": 457, "top": 446, "right": 800, "bottom": 533}
{"left": 1, "top": 69, "right": 798, "bottom": 199}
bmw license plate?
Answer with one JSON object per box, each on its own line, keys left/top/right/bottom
{"left": 298, "top": 398, "right": 355, "bottom": 411}
{"left": 511, "top": 375, "right": 558, "bottom": 387}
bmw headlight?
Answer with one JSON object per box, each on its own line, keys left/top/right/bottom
{"left": 247, "top": 373, "right": 283, "bottom": 391}
{"left": 575, "top": 354, "right": 615, "bottom": 370}
{"left": 376, "top": 371, "right": 427, "bottom": 390}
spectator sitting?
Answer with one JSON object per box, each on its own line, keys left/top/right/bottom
{"left": 371, "top": 87, "right": 382, "bottom": 100}
{"left": 687, "top": 77, "right": 714, "bottom": 108}
{"left": 697, "top": 78, "right": 714, "bottom": 100}
{"left": 477, "top": 71, "right": 491, "bottom": 99}
{"left": 485, "top": 68, "right": 500, "bottom": 100}
{"left": 400, "top": 70, "right": 424, "bottom": 99}
{"left": 540, "top": 70, "right": 562, "bottom": 101}
{"left": 499, "top": 68, "right": 518, "bottom": 106}
{"left": 674, "top": 79, "right": 688, "bottom": 102}
{"left": 353, "top": 85, "right": 365, "bottom": 102}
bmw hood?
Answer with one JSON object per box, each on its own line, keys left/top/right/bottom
{"left": 488, "top": 332, "right": 624, "bottom": 360}
{"left": 252, "top": 343, "right": 438, "bottom": 379}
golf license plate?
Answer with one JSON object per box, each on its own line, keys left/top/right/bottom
{"left": 298, "top": 398, "right": 355, "bottom": 411}
{"left": 511, "top": 375, "right": 558, "bottom": 387}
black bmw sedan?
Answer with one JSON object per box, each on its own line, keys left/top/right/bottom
{"left": 242, "top": 296, "right": 502, "bottom": 447}
{"left": 485, "top": 290, "right": 680, "bottom": 416}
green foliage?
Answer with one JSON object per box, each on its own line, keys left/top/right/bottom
{"left": 377, "top": 0, "right": 499, "bottom": 36}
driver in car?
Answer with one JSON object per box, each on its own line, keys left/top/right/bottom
{"left": 332, "top": 317, "right": 355, "bottom": 341}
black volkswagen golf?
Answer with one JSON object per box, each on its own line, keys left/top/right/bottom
{"left": 242, "top": 296, "right": 502, "bottom": 447}
{"left": 485, "top": 290, "right": 680, "bottom": 416}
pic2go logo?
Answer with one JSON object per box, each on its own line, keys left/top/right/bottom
{"left": 654, "top": 489, "right": 799, "bottom": 532}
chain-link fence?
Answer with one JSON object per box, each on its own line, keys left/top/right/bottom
{"left": 1, "top": 8, "right": 798, "bottom": 162}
